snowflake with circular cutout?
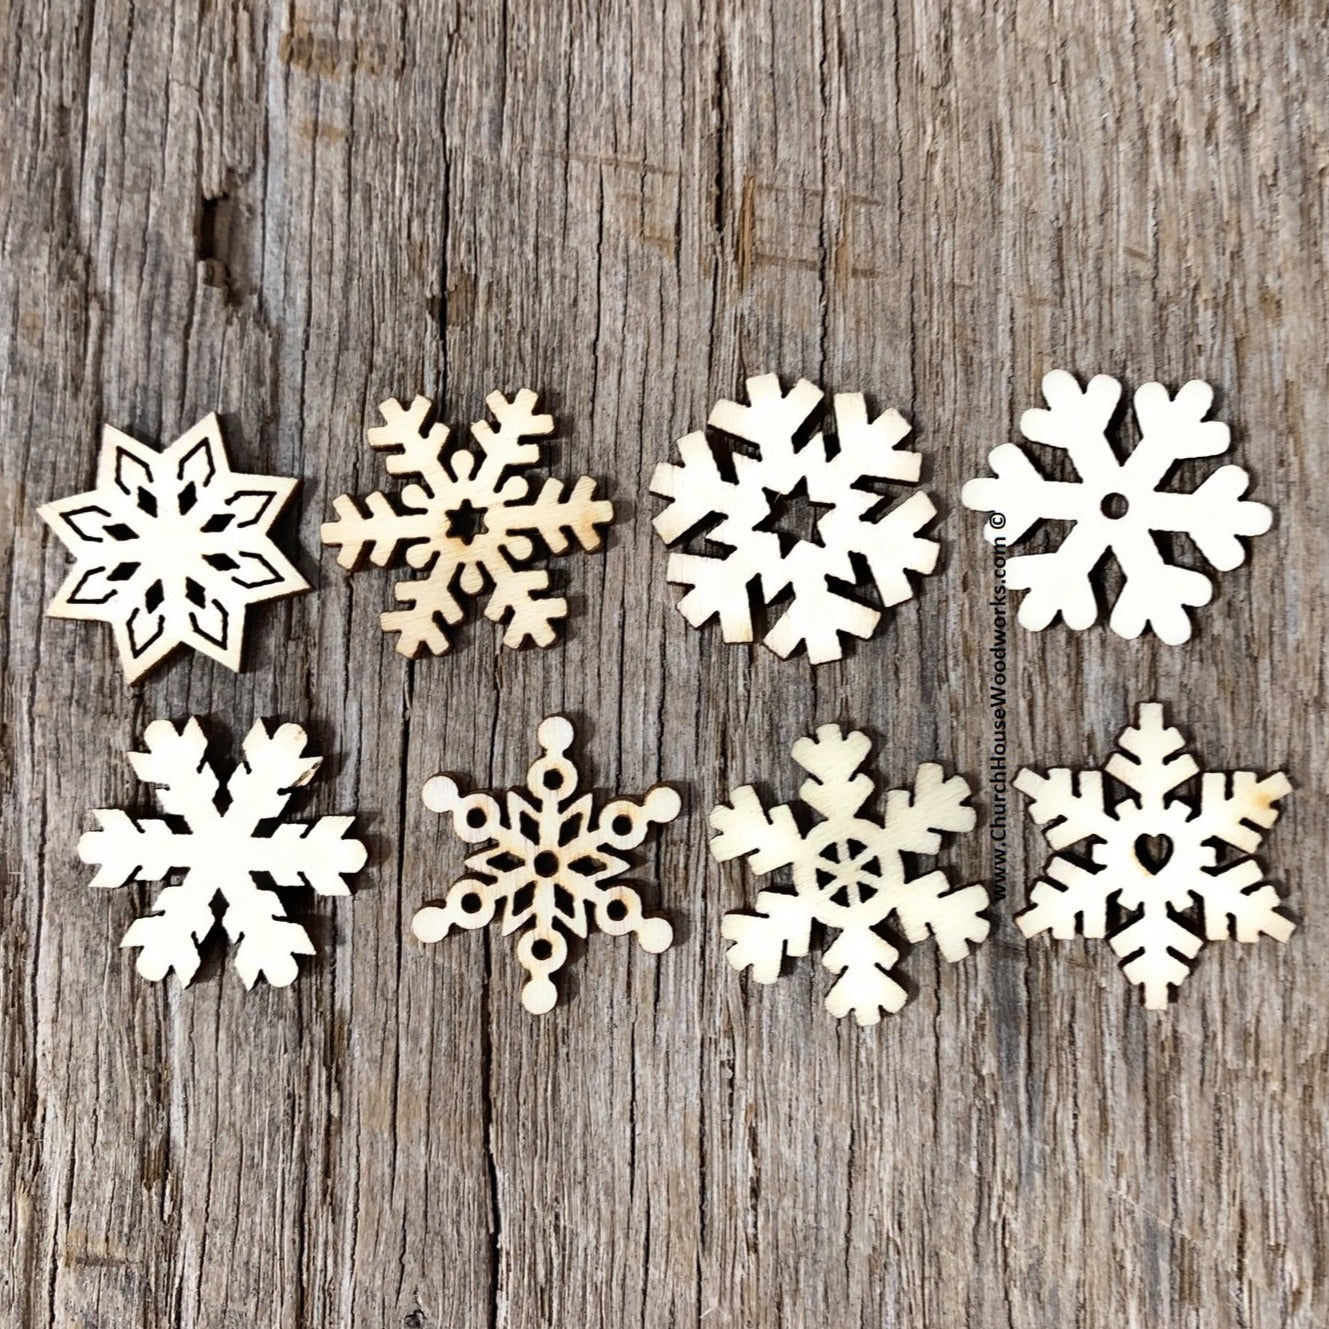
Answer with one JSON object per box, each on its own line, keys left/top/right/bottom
{"left": 713, "top": 724, "right": 988, "bottom": 1024}
{"left": 412, "top": 716, "right": 680, "bottom": 1013}
{"left": 962, "top": 370, "right": 1271, "bottom": 644}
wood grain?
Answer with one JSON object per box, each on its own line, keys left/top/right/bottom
{"left": 2, "top": 1, "right": 1326, "bottom": 1325}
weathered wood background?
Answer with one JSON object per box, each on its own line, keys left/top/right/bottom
{"left": 3, "top": 1, "right": 1326, "bottom": 1325}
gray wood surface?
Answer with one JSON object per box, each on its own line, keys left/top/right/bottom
{"left": 3, "top": 1, "right": 1326, "bottom": 1325}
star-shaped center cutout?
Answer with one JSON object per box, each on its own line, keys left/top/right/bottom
{"left": 754, "top": 478, "right": 836, "bottom": 556}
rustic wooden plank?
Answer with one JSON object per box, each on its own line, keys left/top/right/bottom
{"left": 2, "top": 0, "right": 1326, "bottom": 1326}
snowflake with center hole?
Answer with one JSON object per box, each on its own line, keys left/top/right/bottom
{"left": 38, "top": 415, "right": 308, "bottom": 682}
{"left": 412, "top": 716, "right": 681, "bottom": 1014}
{"left": 321, "top": 390, "right": 613, "bottom": 657}
{"left": 1016, "top": 703, "right": 1293, "bottom": 1008}
{"left": 961, "top": 370, "right": 1272, "bottom": 644}
{"left": 650, "top": 374, "right": 940, "bottom": 664}
{"left": 79, "top": 718, "right": 367, "bottom": 988}
{"left": 712, "top": 725, "right": 989, "bottom": 1024}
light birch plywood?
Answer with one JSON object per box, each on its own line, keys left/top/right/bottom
{"left": 651, "top": 374, "right": 939, "bottom": 663}
{"left": 961, "top": 371, "right": 1272, "bottom": 644}
{"left": 412, "top": 714, "right": 680, "bottom": 1014}
{"left": 80, "top": 718, "right": 368, "bottom": 988}
{"left": 713, "top": 724, "right": 987, "bottom": 1024}
{"left": 1015, "top": 701, "right": 1292, "bottom": 1010}
{"left": 37, "top": 414, "right": 308, "bottom": 682}
{"left": 322, "top": 390, "right": 614, "bottom": 657}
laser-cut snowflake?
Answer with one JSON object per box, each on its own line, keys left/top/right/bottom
{"left": 411, "top": 716, "right": 680, "bottom": 1013}
{"left": 961, "top": 370, "right": 1272, "bottom": 644}
{"left": 713, "top": 725, "right": 988, "bottom": 1024}
{"left": 1016, "top": 702, "right": 1293, "bottom": 1008}
{"left": 650, "top": 374, "right": 940, "bottom": 664}
{"left": 80, "top": 718, "right": 367, "bottom": 988}
{"left": 321, "top": 391, "right": 613, "bottom": 657}
{"left": 38, "top": 415, "right": 307, "bottom": 682}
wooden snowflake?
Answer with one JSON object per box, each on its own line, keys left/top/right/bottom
{"left": 80, "top": 718, "right": 367, "bottom": 988}
{"left": 713, "top": 725, "right": 989, "bottom": 1024}
{"left": 321, "top": 390, "right": 613, "bottom": 657}
{"left": 1017, "top": 702, "right": 1293, "bottom": 1008}
{"left": 961, "top": 371, "right": 1272, "bottom": 643}
{"left": 650, "top": 375, "right": 940, "bottom": 663}
{"left": 38, "top": 414, "right": 308, "bottom": 682}
{"left": 411, "top": 716, "right": 680, "bottom": 1013}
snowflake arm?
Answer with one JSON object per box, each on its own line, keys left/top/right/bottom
{"left": 709, "top": 787, "right": 804, "bottom": 873}
{"left": 1190, "top": 858, "right": 1294, "bottom": 944}
{"left": 1012, "top": 766, "right": 1111, "bottom": 851}
{"left": 80, "top": 811, "right": 193, "bottom": 889}
{"left": 891, "top": 871, "right": 991, "bottom": 960}
{"left": 791, "top": 724, "right": 875, "bottom": 822}
{"left": 1103, "top": 702, "right": 1199, "bottom": 812}
{"left": 1194, "top": 769, "right": 1292, "bottom": 852}
{"left": 365, "top": 395, "right": 454, "bottom": 490}
{"left": 119, "top": 879, "right": 221, "bottom": 985}
{"left": 880, "top": 763, "right": 977, "bottom": 855}
{"left": 960, "top": 443, "right": 1090, "bottom": 545}
{"left": 224, "top": 721, "right": 320, "bottom": 824}
{"left": 722, "top": 889, "right": 816, "bottom": 983}
{"left": 39, "top": 416, "right": 308, "bottom": 681}
{"left": 820, "top": 927, "right": 908, "bottom": 1024}
{"left": 467, "top": 388, "right": 552, "bottom": 485}
{"left": 1108, "top": 902, "right": 1205, "bottom": 1010}
{"left": 215, "top": 871, "right": 321, "bottom": 989}
{"left": 320, "top": 491, "right": 440, "bottom": 571}
{"left": 1016, "top": 857, "right": 1119, "bottom": 941}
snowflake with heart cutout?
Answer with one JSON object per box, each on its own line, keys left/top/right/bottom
{"left": 961, "top": 370, "right": 1272, "bottom": 644}
{"left": 79, "top": 718, "right": 367, "bottom": 988}
{"left": 1016, "top": 702, "right": 1293, "bottom": 1008}
{"left": 411, "top": 716, "right": 680, "bottom": 1014}
{"left": 321, "top": 390, "right": 613, "bottom": 657}
{"left": 650, "top": 375, "right": 940, "bottom": 664}
{"left": 38, "top": 415, "right": 308, "bottom": 682}
{"left": 712, "top": 725, "right": 989, "bottom": 1024}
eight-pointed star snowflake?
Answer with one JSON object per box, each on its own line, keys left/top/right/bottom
{"left": 38, "top": 414, "right": 308, "bottom": 682}
{"left": 80, "top": 717, "right": 367, "bottom": 988}
{"left": 321, "top": 390, "right": 613, "bottom": 657}
{"left": 412, "top": 716, "right": 680, "bottom": 1014}
{"left": 961, "top": 370, "right": 1271, "bottom": 644}
{"left": 713, "top": 725, "right": 989, "bottom": 1024}
{"left": 650, "top": 374, "right": 940, "bottom": 664}
{"left": 1016, "top": 702, "right": 1293, "bottom": 1008}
